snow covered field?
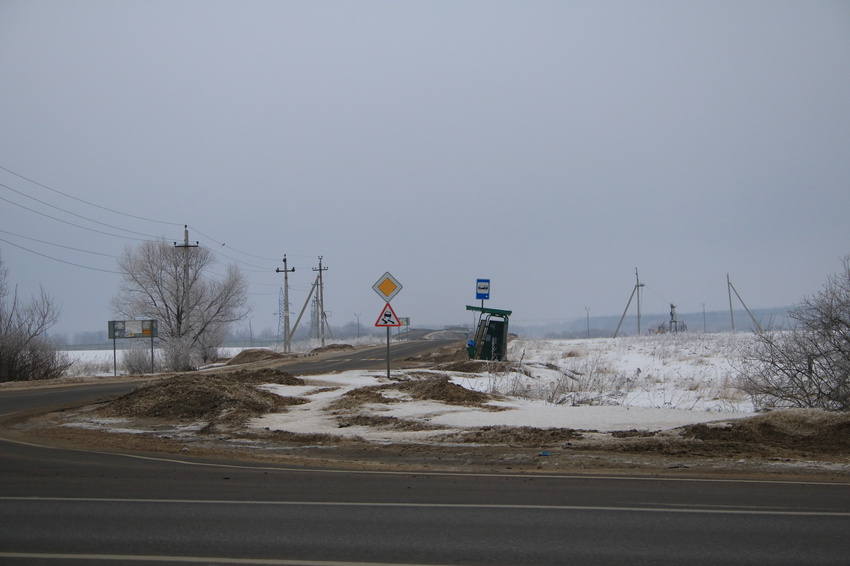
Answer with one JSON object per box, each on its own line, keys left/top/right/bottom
{"left": 252, "top": 333, "right": 755, "bottom": 437}
{"left": 64, "top": 332, "right": 756, "bottom": 435}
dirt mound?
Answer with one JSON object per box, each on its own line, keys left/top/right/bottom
{"left": 681, "top": 409, "right": 850, "bottom": 457}
{"left": 224, "top": 367, "right": 305, "bottom": 386}
{"left": 310, "top": 343, "right": 355, "bottom": 354}
{"left": 226, "top": 349, "right": 287, "bottom": 365}
{"left": 98, "top": 373, "right": 304, "bottom": 424}
{"left": 404, "top": 343, "right": 468, "bottom": 364}
{"left": 437, "top": 426, "right": 583, "bottom": 447}
{"left": 329, "top": 375, "right": 495, "bottom": 411}
{"left": 328, "top": 385, "right": 400, "bottom": 411}
{"left": 337, "top": 414, "right": 442, "bottom": 431}
{"left": 397, "top": 375, "right": 493, "bottom": 406}
{"left": 435, "top": 359, "right": 506, "bottom": 373}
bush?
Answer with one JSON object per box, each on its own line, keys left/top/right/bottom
{"left": 0, "top": 330, "right": 70, "bottom": 382}
{"left": 121, "top": 342, "right": 160, "bottom": 375}
{"left": 739, "top": 257, "right": 850, "bottom": 411}
{"left": 0, "top": 255, "right": 69, "bottom": 382}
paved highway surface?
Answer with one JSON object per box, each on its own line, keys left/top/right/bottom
{"left": 1, "top": 341, "right": 849, "bottom": 565}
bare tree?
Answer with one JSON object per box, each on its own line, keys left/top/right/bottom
{"left": 739, "top": 256, "right": 850, "bottom": 411}
{"left": 112, "top": 240, "right": 249, "bottom": 370}
{"left": 0, "top": 254, "right": 69, "bottom": 382}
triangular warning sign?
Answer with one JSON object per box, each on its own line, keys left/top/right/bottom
{"left": 375, "top": 302, "right": 402, "bottom": 327}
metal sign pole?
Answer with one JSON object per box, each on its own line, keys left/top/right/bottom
{"left": 373, "top": 272, "right": 403, "bottom": 380}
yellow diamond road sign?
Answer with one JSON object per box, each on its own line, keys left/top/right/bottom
{"left": 373, "top": 272, "right": 402, "bottom": 302}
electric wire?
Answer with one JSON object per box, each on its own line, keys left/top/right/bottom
{"left": 644, "top": 284, "right": 671, "bottom": 305}
{"left": 0, "top": 164, "right": 182, "bottom": 226}
{"left": 0, "top": 182, "right": 166, "bottom": 240}
{"left": 1, "top": 168, "right": 318, "bottom": 303}
{"left": 0, "top": 237, "right": 121, "bottom": 274}
{"left": 0, "top": 229, "right": 117, "bottom": 258}
{"left": 1, "top": 168, "right": 311, "bottom": 272}
{"left": 196, "top": 243, "right": 270, "bottom": 272}
{"left": 189, "top": 225, "right": 280, "bottom": 262}
{"left": 0, "top": 194, "right": 157, "bottom": 242}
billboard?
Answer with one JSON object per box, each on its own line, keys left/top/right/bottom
{"left": 108, "top": 320, "right": 158, "bottom": 339}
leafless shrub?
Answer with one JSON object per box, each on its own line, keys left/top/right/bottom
{"left": 554, "top": 351, "right": 630, "bottom": 406}
{"left": 65, "top": 355, "right": 112, "bottom": 377}
{"left": 121, "top": 342, "right": 161, "bottom": 374}
{"left": 738, "top": 257, "right": 850, "bottom": 412}
{"left": 0, "top": 255, "right": 70, "bottom": 382}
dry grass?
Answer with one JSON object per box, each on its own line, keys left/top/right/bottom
{"left": 436, "top": 426, "right": 583, "bottom": 447}
{"left": 329, "top": 375, "right": 496, "bottom": 412}
{"left": 681, "top": 409, "right": 850, "bottom": 457}
{"left": 337, "top": 414, "right": 444, "bottom": 431}
{"left": 226, "top": 349, "right": 290, "bottom": 365}
{"left": 328, "top": 385, "right": 400, "bottom": 411}
{"left": 396, "top": 375, "right": 493, "bottom": 406}
{"left": 403, "top": 343, "right": 468, "bottom": 364}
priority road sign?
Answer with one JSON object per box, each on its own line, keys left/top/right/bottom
{"left": 373, "top": 272, "right": 402, "bottom": 302}
{"left": 375, "top": 303, "right": 402, "bottom": 327}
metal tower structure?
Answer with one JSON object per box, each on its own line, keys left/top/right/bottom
{"left": 276, "top": 288, "right": 285, "bottom": 344}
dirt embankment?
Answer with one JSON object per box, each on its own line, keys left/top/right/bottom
{"left": 10, "top": 343, "right": 850, "bottom": 479}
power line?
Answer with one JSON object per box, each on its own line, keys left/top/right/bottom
{"left": 0, "top": 237, "right": 121, "bottom": 274}
{"left": 0, "top": 194, "right": 156, "bottom": 242}
{"left": 0, "top": 164, "right": 182, "bottom": 226}
{"left": 196, "top": 243, "right": 270, "bottom": 272}
{"left": 0, "top": 182, "right": 165, "bottom": 240}
{"left": 0, "top": 229, "right": 117, "bottom": 258}
{"left": 0, "top": 167, "right": 317, "bottom": 283}
{"left": 189, "top": 225, "right": 280, "bottom": 262}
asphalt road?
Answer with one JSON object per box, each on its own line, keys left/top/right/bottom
{"left": 282, "top": 337, "right": 450, "bottom": 374}
{"left": 2, "top": 342, "right": 850, "bottom": 565}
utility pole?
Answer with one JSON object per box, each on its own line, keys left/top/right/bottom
{"left": 275, "top": 288, "right": 284, "bottom": 343}
{"left": 354, "top": 313, "right": 361, "bottom": 339}
{"left": 727, "top": 274, "right": 763, "bottom": 333}
{"left": 173, "top": 225, "right": 198, "bottom": 340}
{"left": 313, "top": 256, "right": 328, "bottom": 347}
{"left": 636, "top": 268, "right": 644, "bottom": 335}
{"left": 614, "top": 268, "right": 645, "bottom": 338}
{"left": 702, "top": 303, "right": 706, "bottom": 333}
{"left": 290, "top": 276, "right": 319, "bottom": 341}
{"left": 727, "top": 273, "right": 736, "bottom": 332}
{"left": 275, "top": 255, "right": 295, "bottom": 353}
{"left": 585, "top": 307, "right": 590, "bottom": 339}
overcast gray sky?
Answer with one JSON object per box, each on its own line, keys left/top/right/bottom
{"left": 1, "top": 1, "right": 849, "bottom": 338}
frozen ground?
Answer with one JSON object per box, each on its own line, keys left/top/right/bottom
{"left": 63, "top": 332, "right": 755, "bottom": 435}
{"left": 250, "top": 333, "right": 754, "bottom": 438}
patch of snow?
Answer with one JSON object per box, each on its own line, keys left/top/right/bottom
{"left": 64, "top": 333, "right": 759, "bottom": 437}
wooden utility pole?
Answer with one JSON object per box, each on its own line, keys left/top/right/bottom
{"left": 275, "top": 255, "right": 295, "bottom": 353}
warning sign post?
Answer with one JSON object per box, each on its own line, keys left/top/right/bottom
{"left": 375, "top": 302, "right": 401, "bottom": 327}
{"left": 373, "top": 272, "right": 403, "bottom": 379}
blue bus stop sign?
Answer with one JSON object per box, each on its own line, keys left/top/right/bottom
{"left": 476, "top": 279, "right": 490, "bottom": 300}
